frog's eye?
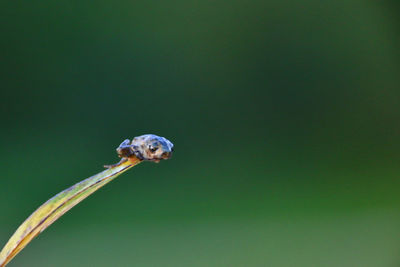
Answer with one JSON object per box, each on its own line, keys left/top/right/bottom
{"left": 148, "top": 144, "right": 158, "bottom": 153}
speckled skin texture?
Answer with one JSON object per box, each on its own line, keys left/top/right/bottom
{"left": 114, "top": 134, "right": 173, "bottom": 163}
{"left": 104, "top": 134, "right": 174, "bottom": 168}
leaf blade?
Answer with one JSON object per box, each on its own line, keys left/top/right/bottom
{"left": 0, "top": 158, "right": 140, "bottom": 267}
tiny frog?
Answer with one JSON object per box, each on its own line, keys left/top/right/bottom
{"left": 104, "top": 134, "right": 174, "bottom": 168}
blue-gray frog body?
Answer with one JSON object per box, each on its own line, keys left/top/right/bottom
{"left": 105, "top": 134, "right": 174, "bottom": 168}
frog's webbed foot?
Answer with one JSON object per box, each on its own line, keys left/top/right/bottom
{"left": 103, "top": 157, "right": 128, "bottom": 169}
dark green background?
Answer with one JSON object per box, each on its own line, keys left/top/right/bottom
{"left": 1, "top": 1, "right": 399, "bottom": 266}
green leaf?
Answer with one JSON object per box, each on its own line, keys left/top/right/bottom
{"left": 0, "top": 157, "right": 141, "bottom": 267}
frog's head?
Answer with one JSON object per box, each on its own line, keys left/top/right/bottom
{"left": 133, "top": 134, "right": 174, "bottom": 162}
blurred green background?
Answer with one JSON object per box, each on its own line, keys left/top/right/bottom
{"left": 1, "top": 1, "right": 399, "bottom": 266}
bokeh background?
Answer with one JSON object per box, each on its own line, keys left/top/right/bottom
{"left": 1, "top": 1, "right": 399, "bottom": 266}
